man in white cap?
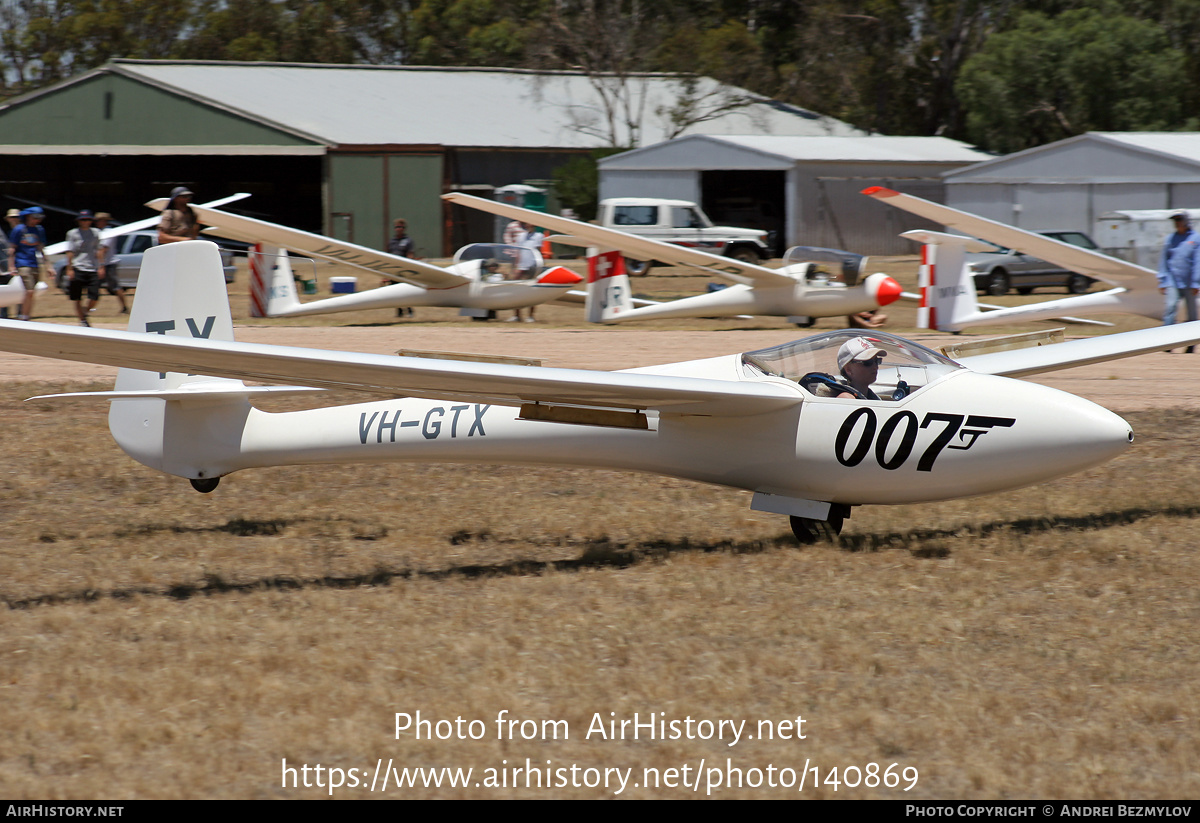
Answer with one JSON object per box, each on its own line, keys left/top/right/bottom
{"left": 835, "top": 337, "right": 887, "bottom": 399}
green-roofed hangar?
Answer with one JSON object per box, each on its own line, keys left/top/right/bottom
{"left": 0, "top": 59, "right": 864, "bottom": 254}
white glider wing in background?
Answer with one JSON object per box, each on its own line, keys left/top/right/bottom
{"left": 443, "top": 192, "right": 903, "bottom": 324}
{"left": 864, "top": 187, "right": 1153, "bottom": 287}
{"left": 42, "top": 193, "right": 252, "bottom": 257}
{"left": 442, "top": 192, "right": 795, "bottom": 288}
{"left": 863, "top": 186, "right": 1171, "bottom": 332}
{"left": 149, "top": 201, "right": 472, "bottom": 290}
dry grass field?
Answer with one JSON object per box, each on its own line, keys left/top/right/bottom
{"left": 1, "top": 258, "right": 1199, "bottom": 799}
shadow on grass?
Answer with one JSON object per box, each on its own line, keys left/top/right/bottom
{"left": 8, "top": 505, "right": 1199, "bottom": 609}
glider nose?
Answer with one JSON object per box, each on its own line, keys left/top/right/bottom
{"left": 864, "top": 272, "right": 903, "bottom": 307}
{"left": 1064, "top": 401, "right": 1133, "bottom": 468}
{"left": 536, "top": 266, "right": 584, "bottom": 286}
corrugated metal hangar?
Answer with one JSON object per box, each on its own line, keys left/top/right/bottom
{"left": 945, "top": 132, "right": 1200, "bottom": 235}
{"left": 598, "top": 134, "right": 992, "bottom": 254}
{"left": 0, "top": 59, "right": 862, "bottom": 254}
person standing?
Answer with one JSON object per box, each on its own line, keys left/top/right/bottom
{"left": 64, "top": 210, "right": 106, "bottom": 327}
{"left": 0, "top": 208, "right": 17, "bottom": 319}
{"left": 7, "top": 207, "right": 47, "bottom": 321}
{"left": 157, "top": 186, "right": 199, "bottom": 244}
{"left": 509, "top": 222, "right": 544, "bottom": 322}
{"left": 93, "top": 212, "right": 128, "bottom": 313}
{"left": 1158, "top": 211, "right": 1200, "bottom": 351}
{"left": 386, "top": 218, "right": 415, "bottom": 317}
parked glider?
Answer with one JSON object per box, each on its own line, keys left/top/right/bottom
{"left": 155, "top": 203, "right": 583, "bottom": 318}
{"left": 864, "top": 186, "right": 1177, "bottom": 332}
{"left": 0, "top": 241, "right": 1197, "bottom": 543}
{"left": 442, "top": 192, "right": 903, "bottom": 325}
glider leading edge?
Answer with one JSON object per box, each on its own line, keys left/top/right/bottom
{"left": 150, "top": 201, "right": 584, "bottom": 318}
{"left": 863, "top": 186, "right": 1179, "bottom": 332}
{"left": 1, "top": 241, "right": 1198, "bottom": 543}
{"left": 442, "top": 192, "right": 904, "bottom": 324}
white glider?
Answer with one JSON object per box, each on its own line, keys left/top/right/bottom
{"left": 156, "top": 203, "right": 583, "bottom": 318}
{"left": 1, "top": 240, "right": 1198, "bottom": 543}
{"left": 864, "top": 186, "right": 1175, "bottom": 332}
{"left": 442, "top": 192, "right": 903, "bottom": 325}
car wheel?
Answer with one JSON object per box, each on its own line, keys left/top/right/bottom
{"left": 623, "top": 257, "right": 652, "bottom": 276}
{"left": 985, "top": 269, "right": 1010, "bottom": 296}
{"left": 1067, "top": 274, "right": 1092, "bottom": 294}
{"left": 727, "top": 246, "right": 761, "bottom": 265}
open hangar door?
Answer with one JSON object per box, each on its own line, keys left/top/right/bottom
{"left": 701, "top": 170, "right": 787, "bottom": 257}
{"left": 0, "top": 153, "right": 322, "bottom": 244}
{"left": 813, "top": 178, "right": 944, "bottom": 255}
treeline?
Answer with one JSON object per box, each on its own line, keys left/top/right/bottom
{"left": 2, "top": 0, "right": 1197, "bottom": 153}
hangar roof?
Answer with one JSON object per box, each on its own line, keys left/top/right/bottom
{"left": 1, "top": 59, "right": 863, "bottom": 151}
{"left": 946, "top": 132, "right": 1200, "bottom": 183}
{"left": 600, "top": 134, "right": 990, "bottom": 169}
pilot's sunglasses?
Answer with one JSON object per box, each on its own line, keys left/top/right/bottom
{"left": 859, "top": 356, "right": 884, "bottom": 366}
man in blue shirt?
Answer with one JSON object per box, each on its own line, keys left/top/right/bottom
{"left": 6, "top": 207, "right": 46, "bottom": 321}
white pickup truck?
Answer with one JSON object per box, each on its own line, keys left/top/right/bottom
{"left": 597, "top": 197, "right": 771, "bottom": 275}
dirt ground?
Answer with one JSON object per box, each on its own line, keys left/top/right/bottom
{"left": 5, "top": 267, "right": 1200, "bottom": 799}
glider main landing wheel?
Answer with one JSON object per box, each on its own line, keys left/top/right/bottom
{"left": 790, "top": 504, "right": 850, "bottom": 545}
{"left": 190, "top": 477, "right": 220, "bottom": 493}
{"left": 794, "top": 316, "right": 816, "bottom": 328}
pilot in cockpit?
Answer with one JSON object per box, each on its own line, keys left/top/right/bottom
{"left": 798, "top": 337, "right": 907, "bottom": 400}
{"left": 834, "top": 337, "right": 886, "bottom": 399}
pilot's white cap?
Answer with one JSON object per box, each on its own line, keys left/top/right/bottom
{"left": 837, "top": 337, "right": 886, "bottom": 371}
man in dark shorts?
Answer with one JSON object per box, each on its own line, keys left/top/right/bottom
{"left": 93, "top": 212, "right": 128, "bottom": 313}
{"left": 64, "top": 210, "right": 105, "bottom": 327}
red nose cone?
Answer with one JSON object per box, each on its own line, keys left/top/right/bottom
{"left": 537, "top": 266, "right": 584, "bottom": 285}
{"left": 875, "top": 276, "right": 903, "bottom": 306}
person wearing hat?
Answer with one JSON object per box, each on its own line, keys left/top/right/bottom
{"left": 834, "top": 337, "right": 888, "bottom": 399}
{"left": 7, "top": 206, "right": 46, "bottom": 320}
{"left": 386, "top": 217, "right": 416, "bottom": 318}
{"left": 158, "top": 186, "right": 199, "bottom": 244}
{"left": 1158, "top": 211, "right": 1200, "bottom": 352}
{"left": 64, "top": 209, "right": 106, "bottom": 327}
{"left": 0, "top": 209, "right": 18, "bottom": 319}
{"left": 93, "top": 212, "right": 128, "bottom": 313}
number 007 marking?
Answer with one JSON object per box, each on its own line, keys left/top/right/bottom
{"left": 836, "top": 410, "right": 968, "bottom": 472}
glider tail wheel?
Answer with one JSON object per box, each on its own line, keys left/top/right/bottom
{"left": 190, "top": 477, "right": 220, "bottom": 494}
{"left": 789, "top": 504, "right": 851, "bottom": 546}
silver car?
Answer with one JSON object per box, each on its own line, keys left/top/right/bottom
{"left": 56, "top": 230, "right": 236, "bottom": 291}
{"left": 967, "top": 230, "right": 1098, "bottom": 296}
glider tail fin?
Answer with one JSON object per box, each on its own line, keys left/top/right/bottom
{"left": 585, "top": 249, "right": 632, "bottom": 323}
{"left": 109, "top": 240, "right": 249, "bottom": 482}
{"left": 259, "top": 244, "right": 301, "bottom": 317}
{"left": 901, "top": 230, "right": 983, "bottom": 332}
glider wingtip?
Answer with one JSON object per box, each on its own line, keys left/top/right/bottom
{"left": 862, "top": 186, "right": 899, "bottom": 198}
